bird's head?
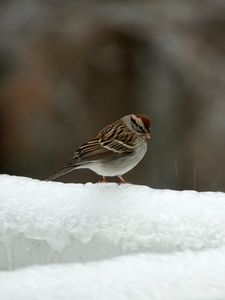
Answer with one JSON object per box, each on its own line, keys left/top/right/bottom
{"left": 122, "top": 114, "right": 152, "bottom": 140}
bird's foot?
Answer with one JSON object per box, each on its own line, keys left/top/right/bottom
{"left": 118, "top": 176, "right": 130, "bottom": 184}
{"left": 98, "top": 176, "right": 107, "bottom": 183}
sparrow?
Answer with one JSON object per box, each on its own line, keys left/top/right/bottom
{"left": 46, "top": 114, "right": 151, "bottom": 183}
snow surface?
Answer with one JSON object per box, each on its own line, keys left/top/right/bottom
{"left": 0, "top": 174, "right": 225, "bottom": 299}
{"left": 1, "top": 249, "right": 225, "bottom": 300}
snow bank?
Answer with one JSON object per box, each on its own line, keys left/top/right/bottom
{"left": 1, "top": 249, "right": 225, "bottom": 300}
{"left": 0, "top": 175, "right": 225, "bottom": 269}
{"left": 1, "top": 175, "right": 225, "bottom": 300}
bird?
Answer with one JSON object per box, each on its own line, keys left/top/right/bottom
{"left": 46, "top": 114, "right": 151, "bottom": 183}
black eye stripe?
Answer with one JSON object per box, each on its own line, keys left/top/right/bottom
{"left": 138, "top": 126, "right": 146, "bottom": 133}
{"left": 131, "top": 117, "right": 139, "bottom": 127}
{"left": 131, "top": 117, "right": 145, "bottom": 133}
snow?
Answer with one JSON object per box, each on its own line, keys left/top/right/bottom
{"left": 0, "top": 174, "right": 225, "bottom": 299}
{"left": 1, "top": 249, "right": 225, "bottom": 300}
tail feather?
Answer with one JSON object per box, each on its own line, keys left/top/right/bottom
{"left": 45, "top": 165, "right": 76, "bottom": 181}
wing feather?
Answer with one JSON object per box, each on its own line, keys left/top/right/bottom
{"left": 70, "top": 120, "right": 136, "bottom": 166}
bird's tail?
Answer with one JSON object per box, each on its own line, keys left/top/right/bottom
{"left": 45, "top": 165, "right": 77, "bottom": 181}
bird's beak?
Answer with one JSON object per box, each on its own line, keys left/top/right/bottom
{"left": 145, "top": 133, "right": 151, "bottom": 140}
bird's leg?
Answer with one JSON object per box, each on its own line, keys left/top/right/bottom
{"left": 118, "top": 176, "right": 129, "bottom": 184}
{"left": 99, "top": 176, "right": 107, "bottom": 183}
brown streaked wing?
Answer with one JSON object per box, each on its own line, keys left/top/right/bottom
{"left": 98, "top": 119, "right": 136, "bottom": 146}
{"left": 69, "top": 120, "right": 135, "bottom": 166}
{"left": 96, "top": 119, "right": 122, "bottom": 139}
{"left": 70, "top": 138, "right": 117, "bottom": 165}
{"left": 100, "top": 139, "right": 134, "bottom": 154}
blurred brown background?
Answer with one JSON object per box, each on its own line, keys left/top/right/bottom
{"left": 0, "top": 0, "right": 225, "bottom": 191}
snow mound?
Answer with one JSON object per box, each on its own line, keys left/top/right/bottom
{"left": 1, "top": 249, "right": 225, "bottom": 300}
{"left": 0, "top": 175, "right": 225, "bottom": 269}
